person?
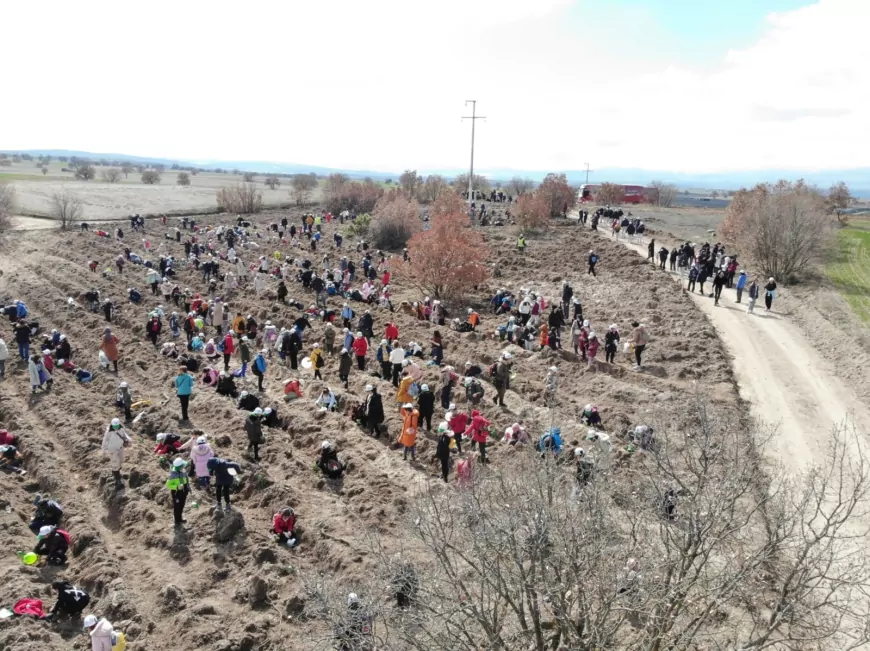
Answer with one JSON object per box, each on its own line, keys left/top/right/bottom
{"left": 712, "top": 270, "right": 726, "bottom": 306}
{"left": 101, "top": 418, "right": 131, "bottom": 491}
{"left": 574, "top": 447, "right": 595, "bottom": 487}
{"left": 207, "top": 457, "right": 241, "bottom": 511}
{"left": 238, "top": 390, "right": 260, "bottom": 411}
{"left": 317, "top": 440, "right": 344, "bottom": 479}
{"left": 687, "top": 264, "right": 698, "bottom": 293}
{"left": 154, "top": 432, "right": 183, "bottom": 455}
{"left": 735, "top": 270, "right": 747, "bottom": 303}
{"left": 516, "top": 233, "right": 526, "bottom": 253}
{"left": 587, "top": 331, "right": 600, "bottom": 367}
{"left": 630, "top": 321, "right": 647, "bottom": 370}
{"left": 465, "top": 409, "right": 490, "bottom": 463}
{"left": 493, "top": 352, "right": 512, "bottom": 407}
{"left": 283, "top": 377, "right": 304, "bottom": 401}
{"left": 604, "top": 324, "right": 620, "bottom": 364}
{"left": 464, "top": 376, "right": 484, "bottom": 406}
{"left": 146, "top": 314, "right": 162, "bottom": 346}
{"left": 376, "top": 339, "right": 392, "bottom": 380}
{"left": 658, "top": 246, "right": 668, "bottom": 270}
{"left": 216, "top": 371, "right": 239, "bottom": 398}
{"left": 764, "top": 277, "right": 777, "bottom": 311}
{"left": 46, "top": 581, "right": 90, "bottom": 620}
{"left": 398, "top": 403, "right": 419, "bottom": 461}
{"left": 28, "top": 353, "right": 48, "bottom": 393}
{"left": 166, "top": 457, "right": 191, "bottom": 527}
{"left": 416, "top": 383, "right": 435, "bottom": 431}
{"left": 352, "top": 331, "right": 368, "bottom": 370}
{"left": 338, "top": 348, "right": 352, "bottom": 389}
{"left": 271, "top": 507, "right": 299, "bottom": 548}
{"left": 82, "top": 614, "right": 116, "bottom": 651}
{"left": 747, "top": 277, "right": 760, "bottom": 314}
{"left": 334, "top": 593, "right": 373, "bottom": 651}
{"left": 311, "top": 343, "right": 324, "bottom": 380}
{"left": 34, "top": 525, "right": 70, "bottom": 565}
{"left": 363, "top": 384, "right": 384, "bottom": 437}
{"left": 175, "top": 366, "right": 194, "bottom": 420}
{"left": 435, "top": 422, "right": 452, "bottom": 482}
{"left": 447, "top": 406, "right": 468, "bottom": 454}
{"left": 253, "top": 349, "right": 268, "bottom": 392}
{"left": 100, "top": 328, "right": 120, "bottom": 372}
{"left": 588, "top": 250, "right": 599, "bottom": 276}
{"left": 117, "top": 382, "right": 133, "bottom": 421}
{"left": 324, "top": 323, "right": 336, "bottom": 356}
{"left": 389, "top": 341, "right": 405, "bottom": 386}
{"left": 189, "top": 435, "right": 215, "bottom": 488}
{"left": 502, "top": 422, "right": 529, "bottom": 445}
{"left": 30, "top": 495, "right": 63, "bottom": 534}
{"left": 0, "top": 334, "right": 7, "bottom": 379}
{"left": 237, "top": 336, "right": 252, "bottom": 377}
{"left": 14, "top": 318, "right": 32, "bottom": 361}
{"left": 316, "top": 387, "right": 337, "bottom": 411}
{"left": 245, "top": 408, "right": 265, "bottom": 461}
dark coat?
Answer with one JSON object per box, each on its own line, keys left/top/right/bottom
{"left": 206, "top": 458, "right": 241, "bottom": 486}
{"left": 244, "top": 415, "right": 264, "bottom": 444}
{"left": 365, "top": 392, "right": 385, "bottom": 425}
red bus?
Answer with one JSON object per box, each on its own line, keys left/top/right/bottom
{"left": 578, "top": 184, "right": 658, "bottom": 205}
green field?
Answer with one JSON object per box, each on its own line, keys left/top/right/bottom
{"left": 826, "top": 220, "right": 870, "bottom": 322}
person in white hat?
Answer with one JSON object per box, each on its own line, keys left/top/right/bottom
{"left": 118, "top": 381, "right": 133, "bottom": 422}
{"left": 189, "top": 435, "right": 215, "bottom": 488}
{"left": 166, "top": 457, "right": 191, "bottom": 527}
{"left": 82, "top": 613, "right": 116, "bottom": 650}
{"left": 101, "top": 418, "right": 131, "bottom": 491}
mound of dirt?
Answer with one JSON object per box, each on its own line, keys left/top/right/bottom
{"left": 0, "top": 209, "right": 738, "bottom": 649}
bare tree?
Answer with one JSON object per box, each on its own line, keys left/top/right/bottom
{"left": 649, "top": 180, "right": 678, "bottom": 207}
{"left": 216, "top": 183, "right": 263, "bottom": 214}
{"left": 826, "top": 181, "right": 854, "bottom": 225}
{"left": 74, "top": 164, "right": 96, "bottom": 181}
{"left": 305, "top": 394, "right": 870, "bottom": 651}
{"left": 121, "top": 165, "right": 133, "bottom": 178}
{"left": 41, "top": 166, "right": 48, "bottom": 176}
{"left": 177, "top": 172, "right": 191, "bottom": 186}
{"left": 243, "top": 172, "right": 256, "bottom": 182}
{"left": 50, "top": 190, "right": 83, "bottom": 229}
{"left": 0, "top": 183, "right": 15, "bottom": 232}
{"left": 510, "top": 176, "right": 536, "bottom": 196}
{"left": 264, "top": 175, "right": 281, "bottom": 190}
{"left": 422, "top": 175, "right": 447, "bottom": 203}
{"left": 721, "top": 180, "right": 831, "bottom": 280}
{"left": 596, "top": 182, "right": 625, "bottom": 205}
{"left": 399, "top": 169, "right": 422, "bottom": 199}
{"left": 453, "top": 173, "right": 490, "bottom": 198}
{"left": 141, "top": 170, "right": 161, "bottom": 185}
{"left": 290, "top": 174, "right": 318, "bottom": 205}
{"left": 101, "top": 168, "right": 122, "bottom": 183}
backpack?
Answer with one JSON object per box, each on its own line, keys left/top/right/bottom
{"left": 216, "top": 339, "right": 225, "bottom": 353}
{"left": 408, "top": 382, "right": 420, "bottom": 398}
{"left": 591, "top": 255, "right": 599, "bottom": 264}
{"left": 314, "top": 354, "right": 324, "bottom": 369}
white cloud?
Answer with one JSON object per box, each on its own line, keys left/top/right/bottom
{"left": 3, "top": 0, "right": 869, "bottom": 173}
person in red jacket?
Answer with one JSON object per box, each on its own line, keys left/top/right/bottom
{"left": 385, "top": 322, "right": 399, "bottom": 342}
{"left": 352, "top": 331, "right": 368, "bottom": 370}
{"left": 447, "top": 405, "right": 469, "bottom": 454}
{"left": 270, "top": 507, "right": 298, "bottom": 548}
{"left": 382, "top": 270, "right": 391, "bottom": 287}
{"left": 464, "top": 409, "right": 491, "bottom": 463}
{"left": 222, "top": 332, "right": 235, "bottom": 372}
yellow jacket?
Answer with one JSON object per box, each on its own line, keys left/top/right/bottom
{"left": 396, "top": 376, "right": 414, "bottom": 404}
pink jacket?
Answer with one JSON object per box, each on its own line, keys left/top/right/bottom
{"left": 190, "top": 442, "right": 215, "bottom": 477}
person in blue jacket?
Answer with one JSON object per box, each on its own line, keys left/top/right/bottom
{"left": 175, "top": 366, "right": 194, "bottom": 421}
{"left": 735, "top": 270, "right": 747, "bottom": 303}
{"left": 207, "top": 457, "right": 241, "bottom": 511}
{"left": 252, "top": 349, "right": 268, "bottom": 392}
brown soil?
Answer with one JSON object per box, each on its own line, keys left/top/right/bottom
{"left": 0, "top": 210, "right": 738, "bottom": 650}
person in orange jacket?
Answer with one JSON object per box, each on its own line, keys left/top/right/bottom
{"left": 539, "top": 323, "right": 549, "bottom": 348}
{"left": 465, "top": 409, "right": 491, "bottom": 463}
{"left": 398, "top": 403, "right": 419, "bottom": 461}
{"left": 467, "top": 308, "right": 480, "bottom": 330}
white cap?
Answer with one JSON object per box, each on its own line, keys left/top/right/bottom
{"left": 421, "top": 384, "right": 429, "bottom": 391}
{"left": 549, "top": 366, "right": 558, "bottom": 372}
{"left": 240, "top": 391, "right": 248, "bottom": 398}
{"left": 253, "top": 407, "right": 263, "bottom": 416}
{"left": 263, "top": 407, "right": 272, "bottom": 415}
{"left": 321, "top": 440, "right": 331, "bottom": 450}
{"left": 365, "top": 384, "right": 373, "bottom": 391}
{"left": 111, "top": 418, "right": 121, "bottom": 427}
{"left": 449, "top": 403, "right": 456, "bottom": 410}
{"left": 242, "top": 336, "right": 249, "bottom": 341}
{"left": 156, "top": 433, "right": 167, "bottom": 442}
{"left": 402, "top": 402, "right": 414, "bottom": 409}
{"left": 347, "top": 593, "right": 358, "bottom": 606}
{"left": 172, "top": 458, "right": 186, "bottom": 468}
{"left": 438, "top": 422, "right": 449, "bottom": 433}
{"left": 196, "top": 436, "right": 207, "bottom": 444}
{"left": 341, "top": 347, "right": 348, "bottom": 354}
{"left": 119, "top": 382, "right": 128, "bottom": 388}
{"left": 381, "top": 339, "right": 388, "bottom": 345}
{"left": 39, "top": 525, "right": 53, "bottom": 536}
{"left": 260, "top": 349, "right": 267, "bottom": 354}
{"left": 574, "top": 447, "right": 585, "bottom": 457}
{"left": 502, "top": 352, "right": 512, "bottom": 360}
{"left": 356, "top": 331, "right": 363, "bottom": 337}
{"left": 83, "top": 615, "right": 98, "bottom": 629}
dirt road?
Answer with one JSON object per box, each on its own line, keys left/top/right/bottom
{"left": 582, "top": 216, "right": 870, "bottom": 472}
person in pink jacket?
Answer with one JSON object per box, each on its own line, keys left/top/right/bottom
{"left": 587, "top": 332, "right": 600, "bottom": 368}
{"left": 189, "top": 435, "right": 215, "bottom": 488}
{"left": 464, "top": 409, "right": 491, "bottom": 463}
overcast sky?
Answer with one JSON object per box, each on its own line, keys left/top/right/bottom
{"left": 6, "top": 0, "right": 868, "bottom": 173}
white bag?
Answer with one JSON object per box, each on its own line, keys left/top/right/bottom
{"left": 99, "top": 350, "right": 110, "bottom": 368}
{"left": 623, "top": 343, "right": 630, "bottom": 355}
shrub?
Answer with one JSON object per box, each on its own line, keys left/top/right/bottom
{"left": 825, "top": 181, "right": 853, "bottom": 225}
{"left": 141, "top": 170, "right": 161, "bottom": 184}
{"left": 324, "top": 179, "right": 383, "bottom": 215}
{"left": 216, "top": 183, "right": 263, "bottom": 214}
{"left": 264, "top": 175, "right": 281, "bottom": 190}
{"left": 400, "top": 192, "right": 490, "bottom": 299}
{"left": 399, "top": 169, "right": 422, "bottom": 198}
{"left": 0, "top": 184, "right": 15, "bottom": 232}
{"left": 510, "top": 176, "right": 536, "bottom": 196}
{"left": 41, "top": 167, "right": 48, "bottom": 176}
{"left": 177, "top": 172, "right": 191, "bottom": 186}
{"left": 51, "top": 190, "right": 82, "bottom": 229}
{"left": 371, "top": 190, "right": 421, "bottom": 250}
{"left": 121, "top": 165, "right": 133, "bottom": 178}
{"left": 290, "top": 174, "right": 318, "bottom": 205}
{"left": 74, "top": 164, "right": 97, "bottom": 181}
{"left": 243, "top": 172, "right": 256, "bottom": 182}
{"left": 422, "top": 175, "right": 447, "bottom": 203}
{"left": 345, "top": 213, "right": 372, "bottom": 240}
{"left": 537, "top": 173, "right": 575, "bottom": 216}
{"left": 101, "top": 168, "right": 122, "bottom": 183}
{"left": 514, "top": 192, "right": 550, "bottom": 231}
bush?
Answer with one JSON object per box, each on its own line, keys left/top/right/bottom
{"left": 216, "top": 183, "right": 263, "bottom": 214}
{"left": 324, "top": 179, "right": 383, "bottom": 215}
{"left": 264, "top": 175, "right": 280, "bottom": 190}
{"left": 290, "top": 174, "right": 318, "bottom": 205}
{"left": 243, "top": 172, "right": 256, "bottom": 182}
{"left": 514, "top": 192, "right": 550, "bottom": 231}
{"left": 141, "top": 170, "right": 161, "bottom": 184}
{"left": 177, "top": 172, "right": 191, "bottom": 186}
{"left": 101, "top": 168, "right": 122, "bottom": 183}
{"left": 371, "top": 190, "right": 421, "bottom": 250}
{"left": 74, "top": 164, "right": 97, "bottom": 181}
{"left": 537, "top": 173, "right": 575, "bottom": 216}
{"left": 41, "top": 167, "right": 48, "bottom": 176}
{"left": 345, "top": 213, "right": 372, "bottom": 240}
{"left": 0, "top": 184, "right": 15, "bottom": 232}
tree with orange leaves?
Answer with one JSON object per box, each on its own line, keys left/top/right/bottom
{"left": 400, "top": 190, "right": 490, "bottom": 300}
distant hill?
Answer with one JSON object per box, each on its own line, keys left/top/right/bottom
{"left": 5, "top": 149, "right": 868, "bottom": 195}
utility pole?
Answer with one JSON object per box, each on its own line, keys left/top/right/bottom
{"left": 462, "top": 100, "right": 486, "bottom": 208}
{"left": 584, "top": 163, "right": 593, "bottom": 185}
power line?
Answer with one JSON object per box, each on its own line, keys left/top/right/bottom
{"left": 462, "top": 100, "right": 486, "bottom": 206}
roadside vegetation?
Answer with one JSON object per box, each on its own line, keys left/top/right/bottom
{"left": 825, "top": 219, "right": 870, "bottom": 322}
